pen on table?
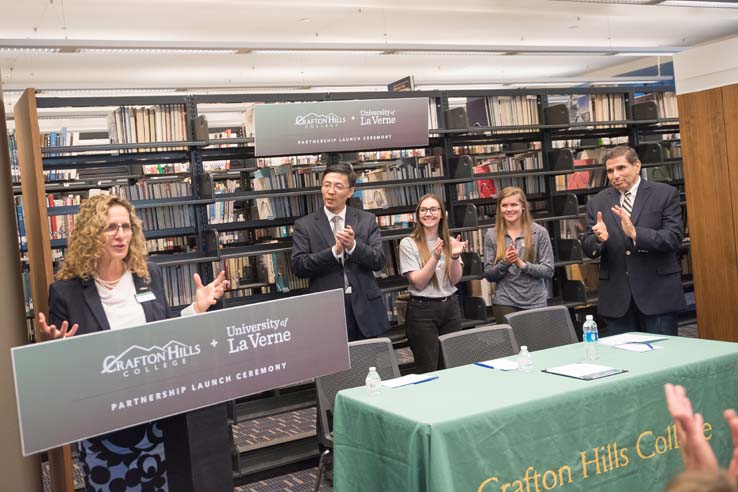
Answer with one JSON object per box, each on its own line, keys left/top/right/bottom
{"left": 413, "top": 376, "right": 439, "bottom": 385}
{"left": 643, "top": 343, "right": 653, "bottom": 349}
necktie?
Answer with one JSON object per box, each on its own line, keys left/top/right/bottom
{"left": 331, "top": 216, "right": 350, "bottom": 290}
{"left": 623, "top": 190, "right": 633, "bottom": 216}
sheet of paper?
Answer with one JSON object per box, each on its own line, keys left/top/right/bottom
{"left": 612, "top": 343, "right": 663, "bottom": 352}
{"left": 475, "top": 358, "right": 519, "bottom": 371}
{"left": 544, "top": 363, "right": 623, "bottom": 380}
{"left": 598, "top": 333, "right": 668, "bottom": 346}
{"left": 381, "top": 374, "right": 439, "bottom": 388}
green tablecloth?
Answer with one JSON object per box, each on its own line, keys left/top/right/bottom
{"left": 333, "top": 335, "right": 738, "bottom": 492}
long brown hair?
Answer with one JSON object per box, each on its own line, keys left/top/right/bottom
{"left": 410, "top": 194, "right": 452, "bottom": 288}
{"left": 56, "top": 194, "right": 149, "bottom": 282}
{"left": 494, "top": 186, "right": 535, "bottom": 264}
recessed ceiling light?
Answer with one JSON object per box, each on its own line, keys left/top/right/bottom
{"left": 0, "top": 47, "right": 60, "bottom": 53}
{"left": 78, "top": 48, "right": 237, "bottom": 55}
{"left": 658, "top": 0, "right": 738, "bottom": 6}
{"left": 613, "top": 51, "right": 677, "bottom": 56}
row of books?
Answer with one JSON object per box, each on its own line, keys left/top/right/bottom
{"left": 138, "top": 206, "right": 194, "bottom": 232}
{"left": 142, "top": 163, "right": 190, "bottom": 175}
{"left": 106, "top": 104, "right": 189, "bottom": 151}
{"left": 634, "top": 92, "right": 679, "bottom": 119}
{"left": 8, "top": 132, "right": 20, "bottom": 183}
{"left": 453, "top": 142, "right": 542, "bottom": 156}
{"left": 551, "top": 93, "right": 627, "bottom": 124}
{"left": 358, "top": 148, "right": 430, "bottom": 161}
{"left": 161, "top": 264, "right": 197, "bottom": 307}
{"left": 120, "top": 180, "right": 192, "bottom": 202}
{"left": 146, "top": 236, "right": 195, "bottom": 255}
{"left": 257, "top": 155, "right": 322, "bottom": 167}
{"left": 466, "top": 95, "right": 540, "bottom": 129}
{"left": 549, "top": 137, "right": 628, "bottom": 150}
{"left": 456, "top": 152, "right": 545, "bottom": 200}
{"left": 359, "top": 183, "right": 446, "bottom": 210}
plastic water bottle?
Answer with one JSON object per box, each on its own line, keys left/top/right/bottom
{"left": 365, "top": 366, "right": 382, "bottom": 396}
{"left": 518, "top": 346, "right": 533, "bottom": 372}
{"left": 583, "top": 315, "right": 600, "bottom": 360}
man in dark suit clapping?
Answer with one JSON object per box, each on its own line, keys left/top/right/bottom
{"left": 291, "top": 163, "right": 389, "bottom": 341}
{"left": 582, "top": 146, "right": 685, "bottom": 336}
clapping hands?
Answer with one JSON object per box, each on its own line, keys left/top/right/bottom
{"left": 450, "top": 234, "right": 468, "bottom": 258}
{"left": 593, "top": 211, "right": 609, "bottom": 243}
{"left": 503, "top": 244, "right": 525, "bottom": 269}
{"left": 664, "top": 383, "right": 738, "bottom": 477}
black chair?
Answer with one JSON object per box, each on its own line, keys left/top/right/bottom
{"left": 439, "top": 324, "right": 519, "bottom": 369}
{"left": 504, "top": 305, "right": 578, "bottom": 351}
{"left": 314, "top": 338, "right": 401, "bottom": 492}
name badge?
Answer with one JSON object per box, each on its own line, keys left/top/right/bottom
{"left": 135, "top": 291, "right": 156, "bottom": 303}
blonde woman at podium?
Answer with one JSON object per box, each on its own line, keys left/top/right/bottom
{"left": 36, "top": 194, "right": 227, "bottom": 492}
{"left": 483, "top": 186, "right": 554, "bottom": 324}
{"left": 399, "top": 193, "right": 468, "bottom": 373}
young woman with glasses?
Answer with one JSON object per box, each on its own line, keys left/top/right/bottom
{"left": 36, "top": 194, "right": 227, "bottom": 492}
{"left": 398, "top": 193, "right": 468, "bottom": 373}
{"left": 483, "top": 186, "right": 554, "bottom": 324}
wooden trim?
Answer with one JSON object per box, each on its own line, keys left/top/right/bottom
{"left": 678, "top": 86, "right": 738, "bottom": 341}
{"left": 0, "top": 73, "right": 44, "bottom": 492}
{"left": 13, "top": 88, "right": 75, "bottom": 491}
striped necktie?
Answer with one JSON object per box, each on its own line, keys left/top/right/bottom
{"left": 331, "top": 216, "right": 350, "bottom": 290}
{"left": 622, "top": 190, "right": 633, "bottom": 216}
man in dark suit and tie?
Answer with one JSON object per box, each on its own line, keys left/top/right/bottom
{"left": 291, "top": 163, "right": 389, "bottom": 341}
{"left": 582, "top": 146, "right": 685, "bottom": 336}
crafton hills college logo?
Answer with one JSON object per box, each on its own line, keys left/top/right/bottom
{"left": 101, "top": 340, "right": 201, "bottom": 378}
{"left": 294, "top": 112, "right": 346, "bottom": 128}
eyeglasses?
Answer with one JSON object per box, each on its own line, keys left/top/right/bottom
{"left": 419, "top": 207, "right": 441, "bottom": 215}
{"left": 322, "top": 182, "right": 348, "bottom": 192}
{"left": 103, "top": 223, "right": 133, "bottom": 235}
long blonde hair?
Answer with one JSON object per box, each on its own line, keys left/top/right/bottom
{"left": 56, "top": 194, "right": 149, "bottom": 282}
{"left": 494, "top": 187, "right": 535, "bottom": 264}
{"left": 410, "top": 194, "right": 452, "bottom": 288}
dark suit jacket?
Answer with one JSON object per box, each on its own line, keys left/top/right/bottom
{"left": 291, "top": 206, "right": 389, "bottom": 338}
{"left": 47, "top": 261, "right": 171, "bottom": 448}
{"left": 582, "top": 180, "right": 685, "bottom": 318}
{"left": 48, "top": 261, "right": 170, "bottom": 333}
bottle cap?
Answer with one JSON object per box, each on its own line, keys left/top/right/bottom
{"left": 369, "top": 366, "right": 376, "bottom": 371}
{"left": 586, "top": 315, "right": 594, "bottom": 321}
{"left": 520, "top": 345, "right": 528, "bottom": 351}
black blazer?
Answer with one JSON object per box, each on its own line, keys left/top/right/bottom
{"left": 47, "top": 261, "right": 171, "bottom": 448}
{"left": 291, "top": 206, "right": 389, "bottom": 338}
{"left": 48, "top": 261, "right": 170, "bottom": 333}
{"left": 582, "top": 180, "right": 686, "bottom": 318}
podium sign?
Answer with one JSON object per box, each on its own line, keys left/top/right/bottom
{"left": 12, "top": 289, "right": 349, "bottom": 455}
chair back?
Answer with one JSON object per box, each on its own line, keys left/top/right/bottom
{"left": 315, "top": 338, "right": 400, "bottom": 447}
{"left": 504, "top": 305, "right": 578, "bottom": 351}
{"left": 439, "top": 324, "right": 519, "bottom": 369}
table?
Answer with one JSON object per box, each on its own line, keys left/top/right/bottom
{"left": 333, "top": 335, "right": 738, "bottom": 492}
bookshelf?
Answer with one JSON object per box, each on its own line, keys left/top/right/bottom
{"left": 9, "top": 85, "right": 689, "bottom": 483}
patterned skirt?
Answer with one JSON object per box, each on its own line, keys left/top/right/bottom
{"left": 78, "top": 421, "right": 168, "bottom": 492}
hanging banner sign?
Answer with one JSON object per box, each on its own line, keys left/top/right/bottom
{"left": 255, "top": 97, "right": 429, "bottom": 156}
{"left": 12, "top": 289, "right": 348, "bottom": 455}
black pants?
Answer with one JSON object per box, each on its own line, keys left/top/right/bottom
{"left": 344, "top": 293, "right": 365, "bottom": 342}
{"left": 406, "top": 295, "right": 462, "bottom": 373}
{"left": 604, "top": 297, "right": 678, "bottom": 337}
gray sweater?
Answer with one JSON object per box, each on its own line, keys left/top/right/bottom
{"left": 483, "top": 222, "right": 554, "bottom": 309}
